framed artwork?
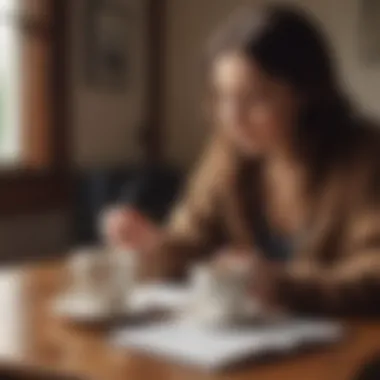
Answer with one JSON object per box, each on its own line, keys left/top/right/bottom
{"left": 84, "top": 0, "right": 130, "bottom": 91}
{"left": 82, "top": 0, "right": 164, "bottom": 161}
{"left": 359, "top": 0, "right": 380, "bottom": 64}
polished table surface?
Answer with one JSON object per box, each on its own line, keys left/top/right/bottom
{"left": 0, "top": 260, "right": 379, "bottom": 380}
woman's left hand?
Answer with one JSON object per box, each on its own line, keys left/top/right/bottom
{"left": 214, "top": 248, "right": 285, "bottom": 312}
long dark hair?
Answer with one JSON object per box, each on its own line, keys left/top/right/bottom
{"left": 207, "top": 5, "right": 356, "bottom": 187}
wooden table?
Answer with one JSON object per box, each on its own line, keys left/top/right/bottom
{"left": 0, "top": 260, "right": 379, "bottom": 380}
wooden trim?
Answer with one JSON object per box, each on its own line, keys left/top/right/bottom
{"left": 142, "top": 0, "right": 167, "bottom": 164}
{"left": 50, "top": 0, "right": 70, "bottom": 172}
{"left": 21, "top": 28, "right": 53, "bottom": 168}
{"left": 0, "top": 0, "right": 70, "bottom": 215}
{"left": 0, "top": 172, "right": 70, "bottom": 214}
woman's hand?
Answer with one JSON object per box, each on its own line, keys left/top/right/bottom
{"left": 214, "top": 248, "right": 285, "bottom": 312}
{"left": 250, "top": 256, "right": 284, "bottom": 312}
{"left": 100, "top": 206, "right": 161, "bottom": 252}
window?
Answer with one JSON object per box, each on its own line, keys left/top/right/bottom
{"left": 0, "top": 0, "right": 68, "bottom": 213}
{"left": 0, "top": 0, "right": 21, "bottom": 165}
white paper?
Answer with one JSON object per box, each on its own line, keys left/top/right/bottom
{"left": 110, "top": 285, "right": 344, "bottom": 371}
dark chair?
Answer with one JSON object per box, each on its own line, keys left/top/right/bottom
{"left": 72, "top": 165, "right": 182, "bottom": 246}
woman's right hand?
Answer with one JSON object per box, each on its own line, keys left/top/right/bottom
{"left": 100, "top": 206, "right": 161, "bottom": 252}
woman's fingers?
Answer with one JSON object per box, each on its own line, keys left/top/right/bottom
{"left": 100, "top": 206, "right": 161, "bottom": 251}
{"left": 212, "top": 247, "right": 285, "bottom": 311}
{"left": 214, "top": 247, "right": 257, "bottom": 271}
{"left": 100, "top": 207, "right": 133, "bottom": 247}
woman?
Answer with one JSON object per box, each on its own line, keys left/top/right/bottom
{"left": 102, "top": 5, "right": 380, "bottom": 315}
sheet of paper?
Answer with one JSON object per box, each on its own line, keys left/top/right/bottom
{"left": 111, "top": 320, "right": 343, "bottom": 370}
{"left": 111, "top": 284, "right": 344, "bottom": 371}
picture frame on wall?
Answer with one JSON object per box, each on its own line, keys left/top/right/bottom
{"left": 84, "top": 0, "right": 130, "bottom": 91}
{"left": 359, "top": 0, "right": 380, "bottom": 64}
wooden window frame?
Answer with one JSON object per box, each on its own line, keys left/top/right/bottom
{"left": 0, "top": 0, "right": 71, "bottom": 215}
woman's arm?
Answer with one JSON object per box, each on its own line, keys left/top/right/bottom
{"left": 145, "top": 139, "right": 231, "bottom": 279}
{"left": 274, "top": 207, "right": 380, "bottom": 315}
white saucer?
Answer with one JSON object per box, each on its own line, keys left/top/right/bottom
{"left": 51, "top": 292, "right": 141, "bottom": 323}
{"left": 51, "top": 283, "right": 190, "bottom": 324}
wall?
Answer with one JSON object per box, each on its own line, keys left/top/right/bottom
{"left": 163, "top": 0, "right": 380, "bottom": 168}
{"left": 71, "top": 0, "right": 149, "bottom": 167}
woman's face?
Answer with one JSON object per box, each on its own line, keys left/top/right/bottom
{"left": 211, "top": 52, "right": 300, "bottom": 157}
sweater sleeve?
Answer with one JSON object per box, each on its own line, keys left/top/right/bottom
{"left": 146, "top": 140, "right": 230, "bottom": 279}
{"left": 275, "top": 170, "right": 380, "bottom": 315}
